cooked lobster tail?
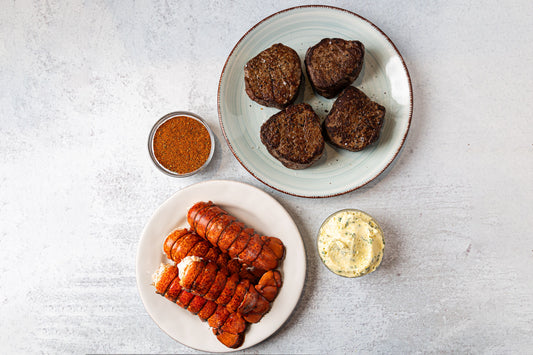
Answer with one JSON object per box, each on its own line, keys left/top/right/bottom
{"left": 152, "top": 264, "right": 246, "bottom": 348}
{"left": 187, "top": 201, "right": 286, "bottom": 272}
{"left": 255, "top": 269, "right": 283, "bottom": 302}
{"left": 163, "top": 228, "right": 260, "bottom": 282}
{"left": 177, "top": 256, "right": 281, "bottom": 323}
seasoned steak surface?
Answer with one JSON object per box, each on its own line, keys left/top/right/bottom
{"left": 244, "top": 43, "right": 303, "bottom": 109}
{"left": 324, "top": 86, "right": 385, "bottom": 152}
{"left": 305, "top": 38, "right": 365, "bottom": 99}
{"left": 260, "top": 103, "right": 324, "bottom": 169}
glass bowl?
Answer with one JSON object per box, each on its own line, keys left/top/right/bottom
{"left": 148, "top": 111, "right": 215, "bottom": 177}
{"left": 316, "top": 208, "right": 385, "bottom": 278}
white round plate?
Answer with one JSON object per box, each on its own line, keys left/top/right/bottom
{"left": 136, "top": 180, "right": 306, "bottom": 352}
{"left": 218, "top": 5, "right": 413, "bottom": 198}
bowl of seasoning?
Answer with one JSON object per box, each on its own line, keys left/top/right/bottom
{"left": 317, "top": 209, "right": 384, "bottom": 278}
{"left": 148, "top": 111, "right": 215, "bottom": 177}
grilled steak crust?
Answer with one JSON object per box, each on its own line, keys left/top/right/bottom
{"left": 244, "top": 43, "right": 303, "bottom": 109}
{"left": 260, "top": 103, "right": 324, "bottom": 169}
{"left": 305, "top": 38, "right": 365, "bottom": 99}
{"left": 323, "top": 86, "right": 385, "bottom": 152}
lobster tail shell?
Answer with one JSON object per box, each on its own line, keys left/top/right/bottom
{"left": 154, "top": 201, "right": 285, "bottom": 348}
{"left": 177, "top": 257, "right": 277, "bottom": 323}
{"left": 188, "top": 202, "right": 285, "bottom": 273}
{"left": 152, "top": 264, "right": 247, "bottom": 349}
{"left": 163, "top": 228, "right": 259, "bottom": 283}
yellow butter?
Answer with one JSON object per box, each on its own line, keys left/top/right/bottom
{"left": 317, "top": 209, "right": 384, "bottom": 277}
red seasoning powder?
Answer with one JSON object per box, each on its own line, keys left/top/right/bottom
{"left": 153, "top": 116, "right": 211, "bottom": 174}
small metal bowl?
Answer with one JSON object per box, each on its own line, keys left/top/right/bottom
{"left": 316, "top": 208, "right": 385, "bottom": 278}
{"left": 148, "top": 111, "right": 215, "bottom": 177}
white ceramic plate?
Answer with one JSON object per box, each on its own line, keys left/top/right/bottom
{"left": 136, "top": 180, "right": 306, "bottom": 352}
{"left": 218, "top": 6, "right": 413, "bottom": 198}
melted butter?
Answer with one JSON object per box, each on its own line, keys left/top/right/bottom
{"left": 317, "top": 210, "right": 384, "bottom": 277}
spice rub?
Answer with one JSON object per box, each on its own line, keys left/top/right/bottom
{"left": 153, "top": 115, "right": 212, "bottom": 175}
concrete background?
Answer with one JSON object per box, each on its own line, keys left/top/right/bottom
{"left": 1, "top": 0, "right": 532, "bottom": 353}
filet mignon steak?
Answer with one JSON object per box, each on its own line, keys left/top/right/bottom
{"left": 305, "top": 38, "right": 364, "bottom": 99}
{"left": 260, "top": 103, "right": 324, "bottom": 169}
{"left": 323, "top": 86, "right": 385, "bottom": 152}
{"left": 244, "top": 43, "right": 303, "bottom": 109}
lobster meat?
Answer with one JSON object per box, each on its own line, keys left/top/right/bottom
{"left": 177, "top": 256, "right": 282, "bottom": 323}
{"left": 163, "top": 228, "right": 260, "bottom": 282}
{"left": 152, "top": 263, "right": 246, "bottom": 348}
{"left": 187, "top": 201, "right": 286, "bottom": 272}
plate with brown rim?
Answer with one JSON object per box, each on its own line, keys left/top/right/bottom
{"left": 218, "top": 5, "right": 412, "bottom": 198}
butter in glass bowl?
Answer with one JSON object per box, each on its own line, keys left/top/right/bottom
{"left": 317, "top": 209, "right": 384, "bottom": 278}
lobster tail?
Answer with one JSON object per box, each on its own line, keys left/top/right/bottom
{"left": 152, "top": 264, "right": 247, "bottom": 349}
{"left": 187, "top": 201, "right": 285, "bottom": 273}
{"left": 177, "top": 257, "right": 280, "bottom": 324}
{"left": 153, "top": 201, "right": 285, "bottom": 348}
{"left": 163, "top": 228, "right": 259, "bottom": 283}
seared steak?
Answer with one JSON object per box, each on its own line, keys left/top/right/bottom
{"left": 305, "top": 38, "right": 365, "bottom": 99}
{"left": 323, "top": 86, "right": 385, "bottom": 152}
{"left": 244, "top": 43, "right": 303, "bottom": 109}
{"left": 260, "top": 103, "right": 324, "bottom": 169}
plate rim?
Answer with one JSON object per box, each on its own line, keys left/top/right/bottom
{"left": 135, "top": 179, "right": 306, "bottom": 352}
{"left": 217, "top": 5, "right": 413, "bottom": 198}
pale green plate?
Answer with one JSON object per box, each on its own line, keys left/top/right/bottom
{"left": 218, "top": 6, "right": 413, "bottom": 198}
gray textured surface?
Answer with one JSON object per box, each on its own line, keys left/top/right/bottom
{"left": 1, "top": 1, "right": 532, "bottom": 353}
